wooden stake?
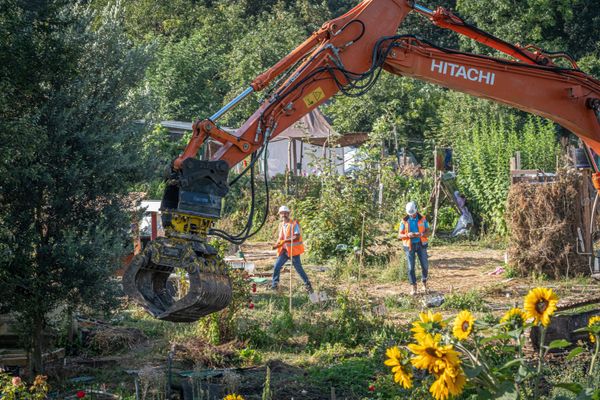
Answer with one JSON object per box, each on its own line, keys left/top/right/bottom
{"left": 359, "top": 213, "right": 366, "bottom": 281}
{"left": 289, "top": 209, "right": 294, "bottom": 314}
{"left": 431, "top": 174, "right": 441, "bottom": 239}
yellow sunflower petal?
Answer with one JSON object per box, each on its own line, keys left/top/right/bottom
{"left": 430, "top": 374, "right": 450, "bottom": 400}
{"left": 524, "top": 287, "right": 558, "bottom": 327}
{"left": 452, "top": 310, "right": 475, "bottom": 341}
{"left": 385, "top": 346, "right": 401, "bottom": 360}
{"left": 588, "top": 315, "right": 600, "bottom": 343}
{"left": 384, "top": 358, "right": 399, "bottom": 367}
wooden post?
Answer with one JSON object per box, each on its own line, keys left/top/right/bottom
{"left": 581, "top": 169, "right": 592, "bottom": 254}
{"left": 431, "top": 177, "right": 441, "bottom": 239}
{"left": 299, "top": 141, "right": 304, "bottom": 175}
{"left": 289, "top": 210, "right": 294, "bottom": 314}
{"left": 150, "top": 212, "right": 158, "bottom": 240}
{"left": 431, "top": 146, "right": 440, "bottom": 239}
{"left": 292, "top": 139, "right": 298, "bottom": 176}
{"left": 359, "top": 213, "right": 366, "bottom": 281}
{"left": 393, "top": 125, "right": 398, "bottom": 162}
{"left": 287, "top": 139, "right": 293, "bottom": 175}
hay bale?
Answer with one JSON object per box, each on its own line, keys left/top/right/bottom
{"left": 506, "top": 170, "right": 588, "bottom": 278}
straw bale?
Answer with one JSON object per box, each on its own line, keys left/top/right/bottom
{"left": 506, "top": 170, "right": 588, "bottom": 278}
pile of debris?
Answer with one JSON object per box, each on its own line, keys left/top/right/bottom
{"left": 174, "top": 339, "right": 243, "bottom": 368}
{"left": 77, "top": 317, "right": 147, "bottom": 355}
{"left": 506, "top": 170, "right": 589, "bottom": 278}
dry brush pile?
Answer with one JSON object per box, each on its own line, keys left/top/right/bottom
{"left": 506, "top": 170, "right": 589, "bottom": 278}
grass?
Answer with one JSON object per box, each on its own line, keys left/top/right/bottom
{"left": 378, "top": 254, "right": 408, "bottom": 283}
{"left": 441, "top": 289, "right": 490, "bottom": 312}
{"left": 306, "top": 357, "right": 378, "bottom": 397}
{"left": 44, "top": 234, "right": 600, "bottom": 400}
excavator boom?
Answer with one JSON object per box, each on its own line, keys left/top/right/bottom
{"left": 123, "top": 0, "right": 600, "bottom": 322}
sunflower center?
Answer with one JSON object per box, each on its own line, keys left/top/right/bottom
{"left": 461, "top": 321, "right": 470, "bottom": 332}
{"left": 425, "top": 347, "right": 439, "bottom": 358}
{"left": 535, "top": 299, "right": 548, "bottom": 314}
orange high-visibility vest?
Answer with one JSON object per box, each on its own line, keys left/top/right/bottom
{"left": 400, "top": 214, "right": 429, "bottom": 249}
{"left": 278, "top": 220, "right": 305, "bottom": 256}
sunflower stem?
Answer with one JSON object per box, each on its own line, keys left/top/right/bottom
{"left": 588, "top": 335, "right": 600, "bottom": 381}
{"left": 534, "top": 326, "right": 546, "bottom": 398}
{"left": 456, "top": 341, "right": 496, "bottom": 389}
{"left": 473, "top": 333, "right": 498, "bottom": 387}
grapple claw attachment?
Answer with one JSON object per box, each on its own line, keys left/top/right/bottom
{"left": 122, "top": 237, "right": 232, "bottom": 323}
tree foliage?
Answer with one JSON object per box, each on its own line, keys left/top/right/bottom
{"left": 0, "top": 1, "right": 150, "bottom": 372}
{"left": 456, "top": 0, "right": 600, "bottom": 76}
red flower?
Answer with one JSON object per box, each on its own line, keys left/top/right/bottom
{"left": 251, "top": 283, "right": 257, "bottom": 293}
{"left": 368, "top": 384, "right": 375, "bottom": 392}
{"left": 249, "top": 302, "right": 255, "bottom": 309}
{"left": 76, "top": 390, "right": 86, "bottom": 398}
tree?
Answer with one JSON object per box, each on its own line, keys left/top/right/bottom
{"left": 456, "top": 0, "right": 600, "bottom": 76}
{"left": 323, "top": 74, "right": 445, "bottom": 162}
{"left": 0, "top": 1, "right": 150, "bottom": 372}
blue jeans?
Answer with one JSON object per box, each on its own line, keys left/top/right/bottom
{"left": 404, "top": 242, "right": 429, "bottom": 285}
{"left": 271, "top": 250, "right": 311, "bottom": 288}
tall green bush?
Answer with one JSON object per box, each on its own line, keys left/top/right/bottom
{"left": 453, "top": 99, "right": 559, "bottom": 234}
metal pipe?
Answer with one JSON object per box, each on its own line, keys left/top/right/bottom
{"left": 210, "top": 86, "right": 254, "bottom": 121}
{"left": 413, "top": 3, "right": 434, "bottom": 15}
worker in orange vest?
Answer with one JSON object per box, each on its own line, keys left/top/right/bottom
{"left": 398, "top": 201, "right": 430, "bottom": 296}
{"left": 270, "top": 205, "right": 313, "bottom": 293}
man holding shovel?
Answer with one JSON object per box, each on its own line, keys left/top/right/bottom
{"left": 270, "top": 205, "right": 313, "bottom": 293}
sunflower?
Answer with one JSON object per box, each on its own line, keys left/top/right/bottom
{"left": 223, "top": 395, "right": 244, "bottom": 400}
{"left": 588, "top": 315, "right": 600, "bottom": 343}
{"left": 523, "top": 287, "right": 558, "bottom": 327}
{"left": 452, "top": 310, "right": 475, "bottom": 340}
{"left": 429, "top": 366, "right": 466, "bottom": 400}
{"left": 411, "top": 310, "right": 447, "bottom": 343}
{"left": 500, "top": 307, "right": 527, "bottom": 330}
{"left": 384, "top": 346, "right": 413, "bottom": 389}
{"left": 408, "top": 334, "right": 461, "bottom": 375}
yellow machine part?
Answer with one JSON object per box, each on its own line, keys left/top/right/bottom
{"left": 169, "top": 212, "right": 214, "bottom": 237}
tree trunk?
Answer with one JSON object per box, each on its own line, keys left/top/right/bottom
{"left": 32, "top": 312, "right": 45, "bottom": 374}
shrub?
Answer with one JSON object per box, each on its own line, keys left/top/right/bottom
{"left": 450, "top": 99, "right": 559, "bottom": 234}
{"left": 441, "top": 290, "right": 489, "bottom": 312}
{"left": 0, "top": 374, "right": 48, "bottom": 400}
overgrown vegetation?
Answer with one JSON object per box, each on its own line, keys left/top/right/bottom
{"left": 3, "top": 0, "right": 600, "bottom": 398}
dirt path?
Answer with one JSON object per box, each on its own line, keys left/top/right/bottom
{"left": 239, "top": 241, "right": 508, "bottom": 302}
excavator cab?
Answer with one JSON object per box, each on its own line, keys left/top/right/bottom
{"left": 122, "top": 160, "right": 233, "bottom": 322}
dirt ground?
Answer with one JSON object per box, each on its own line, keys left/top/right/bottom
{"left": 239, "top": 241, "right": 600, "bottom": 316}
{"left": 242, "top": 242, "right": 504, "bottom": 295}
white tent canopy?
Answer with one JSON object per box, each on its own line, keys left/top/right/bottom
{"left": 159, "top": 109, "right": 367, "bottom": 177}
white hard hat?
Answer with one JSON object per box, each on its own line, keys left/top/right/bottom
{"left": 406, "top": 201, "right": 417, "bottom": 215}
{"left": 278, "top": 205, "right": 290, "bottom": 213}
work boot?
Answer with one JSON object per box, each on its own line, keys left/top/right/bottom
{"left": 269, "top": 285, "right": 279, "bottom": 291}
{"left": 305, "top": 283, "right": 314, "bottom": 294}
{"left": 410, "top": 285, "right": 417, "bottom": 296}
{"left": 422, "top": 281, "right": 429, "bottom": 294}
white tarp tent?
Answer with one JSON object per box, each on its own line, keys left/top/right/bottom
{"left": 160, "top": 109, "right": 368, "bottom": 177}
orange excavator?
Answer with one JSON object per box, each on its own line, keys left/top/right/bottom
{"left": 123, "top": 0, "right": 600, "bottom": 322}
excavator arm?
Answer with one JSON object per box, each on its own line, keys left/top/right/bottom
{"left": 123, "top": 0, "right": 600, "bottom": 322}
